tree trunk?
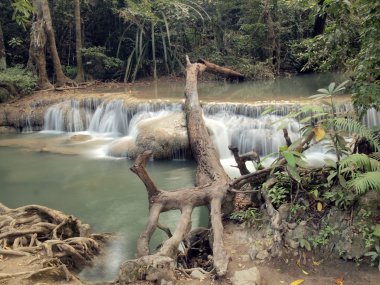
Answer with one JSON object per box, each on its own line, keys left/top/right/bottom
{"left": 74, "top": 0, "right": 85, "bottom": 82}
{"left": 263, "top": 0, "right": 280, "bottom": 75}
{"left": 197, "top": 59, "right": 245, "bottom": 81}
{"left": 313, "top": 0, "right": 327, "bottom": 37}
{"left": 0, "top": 20, "right": 6, "bottom": 70}
{"left": 151, "top": 22, "right": 157, "bottom": 80}
{"left": 30, "top": 17, "right": 53, "bottom": 90}
{"left": 29, "top": 0, "right": 73, "bottom": 88}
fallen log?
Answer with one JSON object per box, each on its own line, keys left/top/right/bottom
{"left": 197, "top": 59, "right": 245, "bottom": 81}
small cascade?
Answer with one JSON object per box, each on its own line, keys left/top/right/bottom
{"left": 205, "top": 111, "right": 301, "bottom": 157}
{"left": 41, "top": 99, "right": 380, "bottom": 160}
{"left": 362, "top": 108, "right": 380, "bottom": 128}
{"left": 44, "top": 99, "right": 183, "bottom": 135}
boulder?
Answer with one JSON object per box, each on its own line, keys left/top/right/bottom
{"left": 108, "top": 113, "right": 190, "bottom": 160}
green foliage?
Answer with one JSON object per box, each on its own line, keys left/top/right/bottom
{"left": 365, "top": 245, "right": 380, "bottom": 271}
{"left": 62, "top": 66, "right": 77, "bottom": 79}
{"left": 11, "top": 0, "right": 33, "bottom": 29}
{"left": 349, "top": 172, "right": 380, "bottom": 194}
{"left": 229, "top": 207, "right": 262, "bottom": 228}
{"left": 268, "top": 186, "right": 289, "bottom": 208}
{"left": 0, "top": 65, "right": 37, "bottom": 95}
{"left": 327, "top": 118, "right": 380, "bottom": 151}
{"left": 323, "top": 188, "right": 355, "bottom": 210}
{"left": 309, "top": 223, "right": 337, "bottom": 249}
{"left": 81, "top": 47, "right": 123, "bottom": 80}
{"left": 340, "top": 154, "right": 380, "bottom": 175}
{"left": 351, "top": 0, "right": 380, "bottom": 114}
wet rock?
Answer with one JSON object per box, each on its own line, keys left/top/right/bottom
{"left": 0, "top": 126, "right": 17, "bottom": 134}
{"left": 255, "top": 250, "right": 269, "bottom": 260}
{"left": 135, "top": 112, "right": 189, "bottom": 160}
{"left": 107, "top": 113, "right": 190, "bottom": 160}
{"left": 231, "top": 267, "right": 261, "bottom": 285}
{"left": 107, "top": 137, "right": 136, "bottom": 157}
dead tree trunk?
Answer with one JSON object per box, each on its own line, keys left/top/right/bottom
{"left": 118, "top": 58, "right": 244, "bottom": 283}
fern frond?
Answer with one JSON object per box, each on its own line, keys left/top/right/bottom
{"left": 340, "top": 154, "right": 380, "bottom": 173}
{"left": 349, "top": 171, "right": 380, "bottom": 194}
{"left": 327, "top": 118, "right": 380, "bottom": 151}
{"left": 369, "top": 152, "right": 380, "bottom": 161}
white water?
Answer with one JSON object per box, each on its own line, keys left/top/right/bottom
{"left": 41, "top": 99, "right": 380, "bottom": 169}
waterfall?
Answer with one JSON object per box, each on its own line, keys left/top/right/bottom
{"left": 42, "top": 99, "right": 380, "bottom": 160}
{"left": 362, "top": 108, "right": 380, "bottom": 128}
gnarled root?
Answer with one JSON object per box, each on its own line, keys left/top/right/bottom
{"left": 0, "top": 203, "right": 106, "bottom": 270}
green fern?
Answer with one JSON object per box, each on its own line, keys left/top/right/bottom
{"left": 369, "top": 152, "right": 380, "bottom": 161}
{"left": 340, "top": 154, "right": 380, "bottom": 174}
{"left": 349, "top": 172, "right": 380, "bottom": 194}
{"left": 327, "top": 118, "right": 380, "bottom": 151}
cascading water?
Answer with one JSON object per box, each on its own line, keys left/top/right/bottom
{"left": 42, "top": 99, "right": 380, "bottom": 162}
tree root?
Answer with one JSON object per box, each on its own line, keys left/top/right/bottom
{"left": 0, "top": 203, "right": 106, "bottom": 271}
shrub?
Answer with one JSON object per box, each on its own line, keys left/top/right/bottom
{"left": 0, "top": 66, "right": 37, "bottom": 102}
{"left": 81, "top": 47, "right": 123, "bottom": 80}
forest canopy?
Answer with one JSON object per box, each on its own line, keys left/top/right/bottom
{"left": 0, "top": 0, "right": 379, "bottom": 111}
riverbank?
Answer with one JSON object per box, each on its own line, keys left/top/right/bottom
{"left": 1, "top": 221, "right": 379, "bottom": 285}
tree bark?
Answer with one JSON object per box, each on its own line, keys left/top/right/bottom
{"left": 0, "top": 20, "right": 6, "bottom": 70}
{"left": 74, "top": 0, "right": 85, "bottom": 82}
{"left": 30, "top": 17, "right": 53, "bottom": 90}
{"left": 197, "top": 59, "right": 245, "bottom": 81}
{"left": 39, "top": 0, "right": 71, "bottom": 87}
{"left": 30, "top": 0, "right": 73, "bottom": 88}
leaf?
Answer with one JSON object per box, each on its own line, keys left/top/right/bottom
{"left": 286, "top": 165, "right": 301, "bottom": 183}
{"left": 303, "top": 239, "right": 311, "bottom": 251}
{"left": 317, "top": 202, "right": 323, "bottom": 212}
{"left": 312, "top": 259, "right": 322, "bottom": 266}
{"left": 282, "top": 151, "right": 296, "bottom": 167}
{"left": 335, "top": 277, "right": 344, "bottom": 285}
{"left": 372, "top": 225, "right": 380, "bottom": 237}
{"left": 290, "top": 280, "right": 304, "bottom": 285}
{"left": 313, "top": 125, "right": 326, "bottom": 142}
{"left": 261, "top": 106, "right": 275, "bottom": 116}
{"left": 301, "top": 269, "right": 309, "bottom": 275}
{"left": 328, "top": 82, "right": 336, "bottom": 94}
{"left": 279, "top": 145, "right": 288, "bottom": 152}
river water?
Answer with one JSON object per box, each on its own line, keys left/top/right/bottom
{"left": 0, "top": 73, "right": 379, "bottom": 280}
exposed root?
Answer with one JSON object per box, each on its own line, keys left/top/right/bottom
{"left": 0, "top": 203, "right": 106, "bottom": 272}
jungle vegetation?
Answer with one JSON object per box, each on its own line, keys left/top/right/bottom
{"left": 0, "top": 0, "right": 378, "bottom": 112}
